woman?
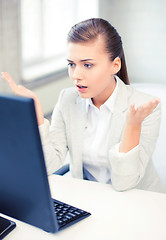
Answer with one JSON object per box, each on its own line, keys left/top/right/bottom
{"left": 1, "top": 18, "right": 165, "bottom": 192}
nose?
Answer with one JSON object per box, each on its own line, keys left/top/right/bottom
{"left": 72, "top": 66, "right": 83, "bottom": 81}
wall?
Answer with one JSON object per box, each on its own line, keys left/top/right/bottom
{"left": 99, "top": 0, "right": 166, "bottom": 84}
{"left": 0, "top": 0, "right": 22, "bottom": 90}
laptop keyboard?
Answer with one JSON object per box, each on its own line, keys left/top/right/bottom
{"left": 52, "top": 199, "right": 91, "bottom": 229}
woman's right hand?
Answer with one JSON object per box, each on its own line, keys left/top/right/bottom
{"left": 1, "top": 72, "right": 44, "bottom": 125}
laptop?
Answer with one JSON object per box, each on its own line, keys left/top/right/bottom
{"left": 0, "top": 94, "right": 91, "bottom": 233}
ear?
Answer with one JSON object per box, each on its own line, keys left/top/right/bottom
{"left": 112, "top": 57, "right": 121, "bottom": 75}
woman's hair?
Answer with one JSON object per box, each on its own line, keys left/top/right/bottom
{"left": 67, "top": 18, "right": 130, "bottom": 85}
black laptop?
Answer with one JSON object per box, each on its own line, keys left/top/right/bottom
{"left": 0, "top": 94, "right": 91, "bottom": 233}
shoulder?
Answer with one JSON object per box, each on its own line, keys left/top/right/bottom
{"left": 59, "top": 87, "right": 79, "bottom": 100}
{"left": 115, "top": 76, "right": 161, "bottom": 117}
{"left": 117, "top": 76, "right": 157, "bottom": 106}
{"left": 57, "top": 87, "right": 82, "bottom": 108}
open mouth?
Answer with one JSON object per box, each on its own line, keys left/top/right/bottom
{"left": 77, "top": 85, "right": 87, "bottom": 89}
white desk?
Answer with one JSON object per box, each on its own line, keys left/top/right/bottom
{"left": 1, "top": 174, "right": 166, "bottom": 240}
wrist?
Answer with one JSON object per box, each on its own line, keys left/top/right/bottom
{"left": 127, "top": 123, "right": 141, "bottom": 131}
{"left": 32, "top": 96, "right": 44, "bottom": 126}
{"left": 119, "top": 123, "right": 141, "bottom": 153}
{"left": 125, "top": 120, "right": 142, "bottom": 130}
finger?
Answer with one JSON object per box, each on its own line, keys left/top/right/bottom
{"left": 1, "top": 72, "right": 18, "bottom": 91}
{"left": 1, "top": 72, "right": 14, "bottom": 83}
{"left": 151, "top": 98, "right": 160, "bottom": 108}
{"left": 142, "top": 99, "right": 159, "bottom": 110}
{"left": 130, "top": 103, "right": 136, "bottom": 113}
{"left": 145, "top": 99, "right": 160, "bottom": 112}
{"left": 137, "top": 100, "right": 158, "bottom": 119}
{"left": 153, "top": 97, "right": 160, "bottom": 103}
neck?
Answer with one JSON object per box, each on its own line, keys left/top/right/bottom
{"left": 92, "top": 77, "right": 116, "bottom": 109}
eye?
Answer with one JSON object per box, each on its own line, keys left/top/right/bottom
{"left": 84, "top": 63, "right": 92, "bottom": 69}
{"left": 68, "top": 62, "right": 75, "bottom": 68}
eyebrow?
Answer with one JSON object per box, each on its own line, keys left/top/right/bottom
{"left": 67, "top": 59, "right": 95, "bottom": 62}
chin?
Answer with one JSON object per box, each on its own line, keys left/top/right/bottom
{"left": 78, "top": 92, "right": 94, "bottom": 99}
{"left": 78, "top": 94, "right": 89, "bottom": 99}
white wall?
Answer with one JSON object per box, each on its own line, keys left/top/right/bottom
{"left": 0, "top": 0, "right": 21, "bottom": 90}
{"left": 99, "top": 0, "right": 166, "bottom": 84}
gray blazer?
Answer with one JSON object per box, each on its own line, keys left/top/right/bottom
{"left": 39, "top": 76, "right": 165, "bottom": 193}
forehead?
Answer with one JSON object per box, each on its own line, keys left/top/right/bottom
{"left": 67, "top": 36, "right": 109, "bottom": 61}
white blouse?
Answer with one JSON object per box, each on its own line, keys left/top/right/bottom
{"left": 83, "top": 80, "right": 118, "bottom": 184}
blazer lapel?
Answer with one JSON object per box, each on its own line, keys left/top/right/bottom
{"left": 109, "top": 78, "right": 130, "bottom": 148}
{"left": 69, "top": 97, "right": 87, "bottom": 178}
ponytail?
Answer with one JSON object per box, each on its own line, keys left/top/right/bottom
{"left": 117, "top": 48, "right": 130, "bottom": 85}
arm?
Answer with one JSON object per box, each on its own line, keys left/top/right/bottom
{"left": 39, "top": 105, "right": 68, "bottom": 174}
{"left": 109, "top": 100, "right": 161, "bottom": 191}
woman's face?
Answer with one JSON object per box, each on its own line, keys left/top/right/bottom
{"left": 67, "top": 36, "right": 119, "bottom": 106}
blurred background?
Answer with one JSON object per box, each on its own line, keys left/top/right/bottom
{"left": 0, "top": 0, "right": 166, "bottom": 118}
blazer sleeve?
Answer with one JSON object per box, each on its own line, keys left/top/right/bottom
{"left": 39, "top": 89, "right": 68, "bottom": 175}
{"left": 109, "top": 103, "right": 161, "bottom": 191}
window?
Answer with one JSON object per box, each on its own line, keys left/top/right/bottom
{"left": 21, "top": 0, "right": 98, "bottom": 82}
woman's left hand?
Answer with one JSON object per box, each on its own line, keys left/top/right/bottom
{"left": 126, "top": 98, "right": 160, "bottom": 127}
{"left": 119, "top": 98, "right": 160, "bottom": 153}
